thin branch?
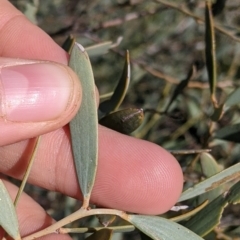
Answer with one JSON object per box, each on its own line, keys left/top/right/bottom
{"left": 22, "top": 208, "right": 128, "bottom": 240}
{"left": 60, "top": 225, "right": 135, "bottom": 234}
{"left": 169, "top": 149, "right": 211, "bottom": 155}
{"left": 84, "top": 33, "right": 235, "bottom": 90}
{"left": 139, "top": 63, "right": 234, "bottom": 89}
{"left": 90, "top": 6, "right": 167, "bottom": 31}
{"left": 154, "top": 0, "right": 240, "bottom": 43}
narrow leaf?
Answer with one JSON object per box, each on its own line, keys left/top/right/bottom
{"left": 200, "top": 153, "right": 221, "bottom": 178}
{"left": 128, "top": 215, "right": 203, "bottom": 240}
{"left": 165, "top": 64, "right": 196, "bottom": 113}
{"left": 183, "top": 191, "right": 226, "bottom": 237}
{"left": 227, "top": 180, "right": 240, "bottom": 204}
{"left": 169, "top": 149, "right": 211, "bottom": 155}
{"left": 0, "top": 180, "right": 21, "bottom": 240}
{"left": 179, "top": 163, "right": 240, "bottom": 202}
{"left": 85, "top": 229, "right": 113, "bottom": 240}
{"left": 170, "top": 200, "right": 209, "bottom": 222}
{"left": 225, "top": 87, "right": 240, "bottom": 108}
{"left": 69, "top": 43, "right": 98, "bottom": 207}
{"left": 210, "top": 103, "right": 224, "bottom": 122}
{"left": 86, "top": 42, "right": 113, "bottom": 57}
{"left": 23, "top": 0, "right": 39, "bottom": 24}
{"left": 99, "top": 108, "right": 144, "bottom": 134}
{"left": 62, "top": 35, "right": 75, "bottom": 54}
{"left": 205, "top": 0, "right": 217, "bottom": 104}
{"left": 100, "top": 92, "right": 113, "bottom": 101}
{"left": 197, "top": 153, "right": 222, "bottom": 203}
{"left": 214, "top": 123, "right": 240, "bottom": 143}
{"left": 183, "top": 181, "right": 240, "bottom": 237}
{"left": 99, "top": 50, "right": 130, "bottom": 114}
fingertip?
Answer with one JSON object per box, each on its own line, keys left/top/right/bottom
{"left": 0, "top": 59, "right": 82, "bottom": 146}
{"left": 92, "top": 127, "right": 183, "bottom": 214}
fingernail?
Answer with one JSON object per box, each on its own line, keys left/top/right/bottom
{"left": 0, "top": 63, "right": 73, "bottom": 122}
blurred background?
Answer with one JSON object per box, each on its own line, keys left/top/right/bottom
{"left": 8, "top": 0, "right": 240, "bottom": 239}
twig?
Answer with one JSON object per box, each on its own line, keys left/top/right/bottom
{"left": 90, "top": 6, "right": 167, "bottom": 31}
{"left": 169, "top": 149, "right": 211, "bottom": 155}
{"left": 153, "top": 0, "right": 240, "bottom": 43}
{"left": 84, "top": 34, "right": 234, "bottom": 90}
{"left": 136, "top": 60, "right": 234, "bottom": 89}
{"left": 60, "top": 225, "right": 135, "bottom": 234}
{"left": 22, "top": 208, "right": 128, "bottom": 240}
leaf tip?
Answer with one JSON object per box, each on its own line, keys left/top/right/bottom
{"left": 75, "top": 42, "right": 85, "bottom": 52}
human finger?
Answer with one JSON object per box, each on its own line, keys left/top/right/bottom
{"left": 0, "top": 126, "right": 183, "bottom": 215}
{"left": 0, "top": 180, "right": 72, "bottom": 240}
{"left": 0, "top": 0, "right": 68, "bottom": 64}
{"left": 0, "top": 58, "right": 82, "bottom": 146}
{"left": 0, "top": 0, "right": 183, "bottom": 215}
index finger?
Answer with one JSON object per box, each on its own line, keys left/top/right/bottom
{"left": 0, "top": 0, "right": 183, "bottom": 215}
{"left": 0, "top": 0, "right": 68, "bottom": 64}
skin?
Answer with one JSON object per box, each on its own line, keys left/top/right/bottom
{"left": 0, "top": 0, "right": 183, "bottom": 239}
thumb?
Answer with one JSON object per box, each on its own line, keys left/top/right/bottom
{"left": 0, "top": 58, "right": 82, "bottom": 146}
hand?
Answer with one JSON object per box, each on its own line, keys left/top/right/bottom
{"left": 0, "top": 0, "right": 183, "bottom": 239}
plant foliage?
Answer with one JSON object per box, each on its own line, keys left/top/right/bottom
{"left": 3, "top": 0, "right": 240, "bottom": 239}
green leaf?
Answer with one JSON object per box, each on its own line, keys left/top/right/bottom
{"left": 210, "top": 103, "right": 224, "bottom": 122}
{"left": 205, "top": 0, "right": 217, "bottom": 104}
{"left": 23, "top": 1, "right": 39, "bottom": 25}
{"left": 200, "top": 153, "right": 221, "bottom": 177}
{"left": 227, "top": 180, "right": 240, "bottom": 204}
{"left": 179, "top": 162, "right": 240, "bottom": 202}
{"left": 0, "top": 180, "right": 21, "bottom": 240}
{"left": 85, "top": 229, "right": 113, "bottom": 240}
{"left": 165, "top": 64, "right": 196, "bottom": 113}
{"left": 128, "top": 215, "right": 204, "bottom": 240}
{"left": 197, "top": 153, "right": 222, "bottom": 203}
{"left": 99, "top": 108, "right": 144, "bottom": 134}
{"left": 183, "top": 193, "right": 225, "bottom": 237}
{"left": 170, "top": 200, "right": 209, "bottom": 222}
{"left": 214, "top": 123, "right": 240, "bottom": 143}
{"left": 86, "top": 42, "right": 113, "bottom": 57}
{"left": 183, "top": 180, "right": 240, "bottom": 237}
{"left": 62, "top": 35, "right": 75, "bottom": 54}
{"left": 69, "top": 43, "right": 98, "bottom": 207}
{"left": 99, "top": 50, "right": 130, "bottom": 114}
{"left": 225, "top": 87, "right": 240, "bottom": 107}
